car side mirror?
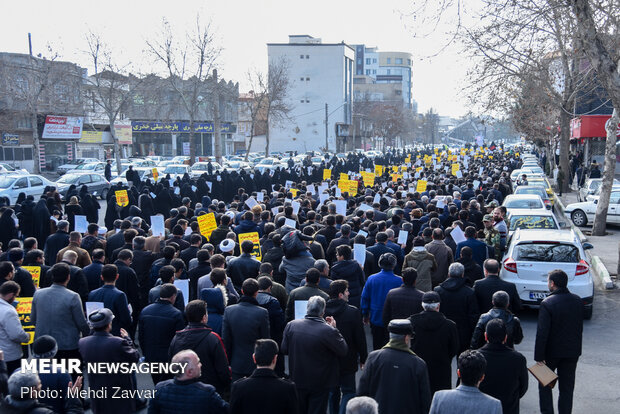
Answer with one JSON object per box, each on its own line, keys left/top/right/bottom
{"left": 583, "top": 242, "right": 594, "bottom": 250}
{"left": 559, "top": 222, "right": 567, "bottom": 229}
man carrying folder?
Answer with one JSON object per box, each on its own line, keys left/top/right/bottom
{"left": 534, "top": 269, "right": 584, "bottom": 414}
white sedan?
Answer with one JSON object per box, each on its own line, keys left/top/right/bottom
{"left": 0, "top": 174, "right": 55, "bottom": 205}
{"left": 564, "top": 189, "right": 620, "bottom": 226}
{"left": 162, "top": 164, "right": 191, "bottom": 180}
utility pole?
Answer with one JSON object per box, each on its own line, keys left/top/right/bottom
{"left": 212, "top": 69, "right": 222, "bottom": 164}
{"left": 28, "top": 33, "right": 41, "bottom": 174}
{"left": 325, "top": 103, "right": 329, "bottom": 152}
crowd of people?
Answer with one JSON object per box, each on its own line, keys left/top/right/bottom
{"left": 0, "top": 145, "right": 584, "bottom": 414}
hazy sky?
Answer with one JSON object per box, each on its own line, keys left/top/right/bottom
{"left": 2, "top": 0, "right": 471, "bottom": 117}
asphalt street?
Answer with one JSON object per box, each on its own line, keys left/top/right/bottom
{"left": 89, "top": 196, "right": 620, "bottom": 414}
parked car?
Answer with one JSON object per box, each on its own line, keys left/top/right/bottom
{"left": 0, "top": 174, "right": 55, "bottom": 205}
{"left": 584, "top": 183, "right": 620, "bottom": 203}
{"left": 564, "top": 189, "right": 620, "bottom": 227}
{"left": 255, "top": 157, "right": 285, "bottom": 172}
{"left": 56, "top": 158, "right": 100, "bottom": 175}
{"left": 55, "top": 173, "right": 111, "bottom": 200}
{"left": 190, "top": 162, "right": 223, "bottom": 178}
{"left": 65, "top": 162, "right": 106, "bottom": 175}
{"left": 502, "top": 194, "right": 548, "bottom": 211}
{"left": 162, "top": 164, "right": 191, "bottom": 180}
{"left": 223, "top": 160, "right": 252, "bottom": 172}
{"left": 578, "top": 178, "right": 620, "bottom": 202}
{"left": 500, "top": 228, "right": 594, "bottom": 319}
{"left": 0, "top": 163, "right": 28, "bottom": 175}
{"left": 110, "top": 167, "right": 155, "bottom": 186}
{"left": 506, "top": 208, "right": 562, "bottom": 236}
{"left": 513, "top": 185, "right": 553, "bottom": 208}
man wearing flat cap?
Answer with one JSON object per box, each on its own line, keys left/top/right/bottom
{"left": 358, "top": 319, "right": 432, "bottom": 414}
{"left": 79, "top": 308, "right": 140, "bottom": 414}
{"left": 409, "top": 292, "right": 459, "bottom": 394}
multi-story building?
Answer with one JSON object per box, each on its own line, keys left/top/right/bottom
{"left": 353, "top": 45, "right": 413, "bottom": 109}
{"left": 0, "top": 52, "right": 86, "bottom": 171}
{"left": 267, "top": 35, "right": 354, "bottom": 153}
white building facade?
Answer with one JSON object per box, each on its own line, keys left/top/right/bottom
{"left": 267, "top": 35, "right": 354, "bottom": 153}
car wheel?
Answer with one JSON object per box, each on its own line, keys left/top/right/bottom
{"left": 583, "top": 304, "right": 593, "bottom": 320}
{"left": 100, "top": 189, "right": 108, "bottom": 200}
{"left": 571, "top": 210, "right": 588, "bottom": 226}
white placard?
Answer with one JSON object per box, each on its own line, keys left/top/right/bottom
{"left": 150, "top": 215, "right": 165, "bottom": 237}
{"left": 271, "top": 207, "right": 279, "bottom": 216}
{"left": 245, "top": 197, "right": 258, "bottom": 209}
{"left": 357, "top": 230, "right": 368, "bottom": 238}
{"left": 479, "top": 167, "right": 484, "bottom": 176}
{"left": 291, "top": 201, "right": 301, "bottom": 215}
{"left": 456, "top": 170, "right": 463, "bottom": 178}
{"left": 397, "top": 230, "right": 408, "bottom": 245}
{"left": 85, "top": 301, "right": 104, "bottom": 317}
{"left": 294, "top": 300, "right": 308, "bottom": 320}
{"left": 150, "top": 192, "right": 156, "bottom": 198}
{"left": 473, "top": 180, "right": 481, "bottom": 189}
{"left": 285, "top": 180, "right": 293, "bottom": 189}
{"left": 334, "top": 200, "right": 347, "bottom": 216}
{"left": 75, "top": 215, "right": 88, "bottom": 233}
{"left": 381, "top": 182, "right": 387, "bottom": 189}
{"left": 414, "top": 172, "right": 420, "bottom": 179}
{"left": 373, "top": 194, "right": 381, "bottom": 204}
{"left": 451, "top": 226, "right": 467, "bottom": 245}
{"left": 353, "top": 244, "right": 366, "bottom": 267}
{"left": 307, "top": 166, "right": 312, "bottom": 175}
{"left": 284, "top": 218, "right": 297, "bottom": 229}
{"left": 191, "top": 185, "right": 197, "bottom": 192}
{"left": 358, "top": 203, "right": 373, "bottom": 212}
{"left": 256, "top": 192, "right": 264, "bottom": 202}
{"left": 206, "top": 181, "right": 212, "bottom": 191}
{"left": 335, "top": 188, "right": 341, "bottom": 197}
{"left": 174, "top": 187, "right": 180, "bottom": 195}
{"left": 319, "top": 193, "right": 329, "bottom": 204}
{"left": 437, "top": 200, "right": 446, "bottom": 209}
{"left": 174, "top": 279, "right": 189, "bottom": 306}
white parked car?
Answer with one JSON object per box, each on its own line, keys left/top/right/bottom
{"left": 162, "top": 164, "right": 191, "bottom": 180}
{"left": 110, "top": 167, "right": 155, "bottom": 186}
{"left": 502, "top": 194, "right": 548, "bottom": 211}
{"left": 255, "top": 157, "right": 285, "bottom": 172}
{"left": 0, "top": 174, "right": 55, "bottom": 205}
{"left": 0, "top": 163, "right": 28, "bottom": 175}
{"left": 56, "top": 158, "right": 99, "bottom": 175}
{"left": 564, "top": 189, "right": 620, "bottom": 227}
{"left": 577, "top": 178, "right": 620, "bottom": 202}
{"left": 65, "top": 162, "right": 106, "bottom": 175}
{"left": 190, "top": 162, "right": 223, "bottom": 178}
{"left": 507, "top": 208, "right": 563, "bottom": 236}
{"left": 500, "top": 228, "right": 594, "bottom": 319}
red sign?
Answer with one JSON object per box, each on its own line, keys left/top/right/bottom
{"left": 571, "top": 115, "right": 620, "bottom": 139}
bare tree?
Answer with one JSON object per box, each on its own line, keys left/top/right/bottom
{"left": 85, "top": 32, "right": 143, "bottom": 175}
{"left": 568, "top": 0, "right": 620, "bottom": 235}
{"left": 265, "top": 57, "right": 293, "bottom": 156}
{"left": 147, "top": 17, "right": 221, "bottom": 165}
{"left": 241, "top": 70, "right": 268, "bottom": 161}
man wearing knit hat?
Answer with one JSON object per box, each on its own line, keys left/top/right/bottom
{"left": 30, "top": 335, "right": 73, "bottom": 413}
{"left": 358, "top": 319, "right": 432, "bottom": 414}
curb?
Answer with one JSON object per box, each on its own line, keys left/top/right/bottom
{"left": 590, "top": 255, "right": 615, "bottom": 289}
{"left": 554, "top": 195, "right": 588, "bottom": 242}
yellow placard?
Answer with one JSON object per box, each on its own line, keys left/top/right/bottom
{"left": 405, "top": 157, "right": 411, "bottom": 163}
{"left": 289, "top": 188, "right": 299, "bottom": 197}
{"left": 323, "top": 169, "right": 331, "bottom": 180}
{"left": 197, "top": 213, "right": 217, "bottom": 240}
{"left": 348, "top": 180, "right": 358, "bottom": 196}
{"left": 515, "top": 152, "right": 520, "bottom": 157}
{"left": 374, "top": 165, "right": 384, "bottom": 176}
{"left": 340, "top": 173, "right": 349, "bottom": 181}
{"left": 152, "top": 168, "right": 159, "bottom": 182}
{"left": 361, "top": 172, "right": 375, "bottom": 187}
{"left": 416, "top": 167, "right": 423, "bottom": 173}
{"left": 416, "top": 180, "right": 428, "bottom": 192}
{"left": 238, "top": 232, "right": 261, "bottom": 261}
{"left": 115, "top": 190, "right": 129, "bottom": 207}
{"left": 392, "top": 174, "right": 402, "bottom": 182}
{"left": 488, "top": 155, "right": 494, "bottom": 159}
{"left": 451, "top": 163, "right": 460, "bottom": 175}
{"left": 391, "top": 166, "right": 398, "bottom": 173}
{"left": 16, "top": 297, "right": 34, "bottom": 345}
{"left": 22, "top": 266, "right": 40, "bottom": 288}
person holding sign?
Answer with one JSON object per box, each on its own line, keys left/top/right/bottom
{"left": 0, "top": 281, "right": 30, "bottom": 374}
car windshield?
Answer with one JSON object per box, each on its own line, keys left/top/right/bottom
{"left": 509, "top": 215, "right": 558, "bottom": 230}
{"left": 164, "top": 166, "right": 187, "bottom": 174}
{"left": 192, "top": 164, "right": 208, "bottom": 171}
{"left": 0, "top": 164, "right": 17, "bottom": 171}
{"left": 505, "top": 199, "right": 543, "bottom": 209}
{"left": 514, "top": 243, "right": 579, "bottom": 262}
{"left": 0, "top": 177, "right": 16, "bottom": 188}
{"left": 57, "top": 174, "right": 79, "bottom": 184}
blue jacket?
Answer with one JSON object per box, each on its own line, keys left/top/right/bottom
{"left": 88, "top": 285, "right": 132, "bottom": 336}
{"left": 148, "top": 378, "right": 228, "bottom": 414}
{"left": 82, "top": 260, "right": 104, "bottom": 292}
{"left": 234, "top": 219, "right": 263, "bottom": 237}
{"left": 200, "top": 287, "right": 227, "bottom": 336}
{"left": 360, "top": 269, "right": 402, "bottom": 327}
{"left": 367, "top": 243, "right": 396, "bottom": 271}
{"left": 138, "top": 299, "right": 185, "bottom": 363}
{"left": 455, "top": 238, "right": 489, "bottom": 268}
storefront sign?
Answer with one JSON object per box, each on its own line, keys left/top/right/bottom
{"left": 80, "top": 130, "right": 103, "bottom": 143}
{"left": 115, "top": 124, "right": 133, "bottom": 144}
{"left": 571, "top": 115, "right": 620, "bottom": 139}
{"left": 131, "top": 121, "right": 233, "bottom": 133}
{"left": 42, "top": 116, "right": 83, "bottom": 139}
{"left": 2, "top": 133, "right": 19, "bottom": 146}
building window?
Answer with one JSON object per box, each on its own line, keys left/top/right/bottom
{"left": 357, "top": 58, "right": 361, "bottom": 64}
{"left": 306, "top": 55, "right": 309, "bottom": 59}
{"left": 300, "top": 55, "right": 304, "bottom": 59}
{"left": 373, "top": 58, "right": 377, "bottom": 63}
{"left": 372, "top": 69, "right": 377, "bottom": 74}
{"left": 300, "top": 77, "right": 305, "bottom": 81}
{"left": 407, "top": 59, "right": 412, "bottom": 65}
{"left": 365, "top": 69, "right": 370, "bottom": 75}
{"left": 301, "top": 99, "right": 305, "bottom": 103}
{"left": 387, "top": 69, "right": 391, "bottom": 75}
{"left": 306, "top": 77, "right": 310, "bottom": 81}
{"left": 387, "top": 58, "right": 391, "bottom": 64}
{"left": 395, "top": 58, "right": 403, "bottom": 64}
{"left": 365, "top": 58, "right": 371, "bottom": 64}
{"left": 15, "top": 116, "right": 32, "bottom": 129}
{"left": 306, "top": 99, "right": 310, "bottom": 103}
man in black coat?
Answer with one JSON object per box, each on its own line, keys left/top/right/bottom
{"left": 169, "top": 299, "right": 231, "bottom": 395}
{"left": 230, "top": 339, "right": 298, "bottom": 414}
{"left": 282, "top": 295, "right": 348, "bottom": 414}
{"left": 79, "top": 308, "right": 139, "bottom": 414}
{"left": 382, "top": 267, "right": 424, "bottom": 326}
{"left": 325, "top": 224, "right": 353, "bottom": 264}
{"left": 111, "top": 228, "right": 137, "bottom": 263}
{"left": 434, "top": 262, "right": 480, "bottom": 355}
{"left": 367, "top": 232, "right": 396, "bottom": 272}
{"left": 329, "top": 244, "right": 366, "bottom": 309}
{"left": 44, "top": 250, "right": 89, "bottom": 303}
{"left": 324, "top": 280, "right": 367, "bottom": 414}
{"left": 88, "top": 264, "right": 132, "bottom": 337}
{"left": 358, "top": 319, "right": 432, "bottom": 414}
{"left": 479, "top": 319, "right": 528, "bottom": 414}
{"left": 188, "top": 249, "right": 211, "bottom": 300}
{"left": 106, "top": 220, "right": 131, "bottom": 259}
{"left": 409, "top": 291, "right": 459, "bottom": 394}
{"left": 43, "top": 220, "right": 70, "bottom": 265}
{"left": 114, "top": 249, "right": 141, "bottom": 336}
{"left": 535, "top": 269, "right": 583, "bottom": 414}
{"left": 227, "top": 240, "right": 261, "bottom": 290}
{"left": 473, "top": 259, "right": 521, "bottom": 313}
{"left": 180, "top": 234, "right": 201, "bottom": 268}
{"left": 222, "top": 279, "right": 270, "bottom": 381}
{"left": 130, "top": 236, "right": 159, "bottom": 308}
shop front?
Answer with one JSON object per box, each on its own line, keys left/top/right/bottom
{"left": 571, "top": 114, "right": 620, "bottom": 172}
{"left": 40, "top": 115, "right": 83, "bottom": 171}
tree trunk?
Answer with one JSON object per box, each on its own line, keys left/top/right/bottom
{"left": 559, "top": 107, "right": 571, "bottom": 192}
{"left": 591, "top": 108, "right": 619, "bottom": 236}
{"left": 110, "top": 122, "right": 123, "bottom": 176}
{"left": 245, "top": 132, "right": 254, "bottom": 162}
{"left": 189, "top": 119, "right": 196, "bottom": 166}
{"left": 32, "top": 112, "right": 41, "bottom": 174}
{"left": 212, "top": 69, "right": 223, "bottom": 164}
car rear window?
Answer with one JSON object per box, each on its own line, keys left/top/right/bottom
{"left": 509, "top": 215, "right": 557, "bottom": 230}
{"left": 514, "top": 243, "right": 580, "bottom": 262}
{"left": 505, "top": 199, "right": 543, "bottom": 209}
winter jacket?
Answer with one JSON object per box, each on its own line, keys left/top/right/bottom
{"left": 360, "top": 269, "right": 403, "bottom": 327}
{"left": 403, "top": 248, "right": 437, "bottom": 292}
{"left": 0, "top": 298, "right": 30, "bottom": 361}
{"left": 457, "top": 257, "right": 484, "bottom": 287}
{"left": 234, "top": 220, "right": 263, "bottom": 237}
{"left": 168, "top": 323, "right": 231, "bottom": 393}
{"left": 382, "top": 285, "right": 424, "bottom": 327}
{"left": 479, "top": 343, "right": 528, "bottom": 414}
{"left": 434, "top": 277, "right": 480, "bottom": 354}
{"left": 138, "top": 299, "right": 185, "bottom": 363}
{"left": 43, "top": 230, "right": 70, "bottom": 265}
{"left": 424, "top": 240, "right": 453, "bottom": 288}
{"left": 324, "top": 298, "right": 368, "bottom": 375}
{"left": 410, "top": 310, "right": 459, "bottom": 393}
{"left": 471, "top": 307, "right": 524, "bottom": 349}
{"left": 329, "top": 259, "right": 366, "bottom": 308}
{"left": 256, "top": 291, "right": 285, "bottom": 344}
{"left": 148, "top": 378, "right": 228, "bottom": 414}
{"left": 285, "top": 284, "right": 329, "bottom": 322}
{"left": 200, "top": 286, "right": 228, "bottom": 336}
{"left": 279, "top": 253, "right": 316, "bottom": 293}
{"left": 227, "top": 253, "right": 261, "bottom": 290}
